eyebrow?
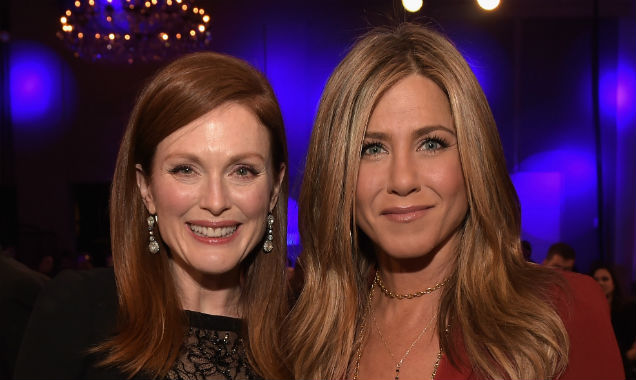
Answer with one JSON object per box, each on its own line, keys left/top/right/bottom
{"left": 229, "top": 152, "right": 267, "bottom": 163}
{"left": 363, "top": 125, "right": 456, "bottom": 140}
{"left": 163, "top": 152, "right": 266, "bottom": 163}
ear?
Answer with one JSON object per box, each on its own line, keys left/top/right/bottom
{"left": 268, "top": 163, "right": 286, "bottom": 212}
{"left": 135, "top": 164, "right": 157, "bottom": 214}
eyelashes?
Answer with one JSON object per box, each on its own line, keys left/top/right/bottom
{"left": 234, "top": 165, "right": 262, "bottom": 178}
{"left": 168, "top": 164, "right": 195, "bottom": 175}
{"left": 418, "top": 135, "right": 450, "bottom": 151}
{"left": 361, "top": 141, "right": 387, "bottom": 156}
{"left": 168, "top": 163, "right": 262, "bottom": 179}
{"left": 360, "top": 134, "right": 451, "bottom": 157}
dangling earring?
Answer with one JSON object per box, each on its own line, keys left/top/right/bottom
{"left": 263, "top": 213, "right": 274, "bottom": 253}
{"left": 147, "top": 215, "right": 160, "bottom": 254}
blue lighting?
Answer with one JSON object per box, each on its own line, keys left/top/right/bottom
{"left": 260, "top": 22, "right": 342, "bottom": 193}
{"left": 519, "top": 149, "right": 596, "bottom": 199}
{"left": 10, "top": 41, "right": 75, "bottom": 132}
{"left": 447, "top": 25, "right": 507, "bottom": 106}
{"left": 286, "top": 197, "right": 301, "bottom": 266}
{"left": 513, "top": 149, "right": 598, "bottom": 263}
{"left": 617, "top": 61, "right": 636, "bottom": 126}
{"left": 93, "top": 0, "right": 131, "bottom": 32}
{"left": 511, "top": 172, "right": 562, "bottom": 263}
{"left": 600, "top": 60, "right": 636, "bottom": 128}
{"left": 287, "top": 197, "right": 299, "bottom": 246}
{"left": 10, "top": 43, "right": 55, "bottom": 125}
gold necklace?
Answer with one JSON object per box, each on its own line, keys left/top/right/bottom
{"left": 352, "top": 283, "right": 443, "bottom": 380}
{"left": 374, "top": 271, "right": 448, "bottom": 300}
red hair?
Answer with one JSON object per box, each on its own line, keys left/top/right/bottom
{"left": 98, "top": 52, "right": 290, "bottom": 379}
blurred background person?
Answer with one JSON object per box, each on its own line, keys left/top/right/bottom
{"left": 592, "top": 263, "right": 636, "bottom": 379}
{"left": 36, "top": 255, "right": 56, "bottom": 278}
{"left": 0, "top": 246, "right": 48, "bottom": 379}
{"left": 542, "top": 242, "right": 577, "bottom": 271}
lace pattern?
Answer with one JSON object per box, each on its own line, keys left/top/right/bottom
{"left": 166, "top": 313, "right": 260, "bottom": 380}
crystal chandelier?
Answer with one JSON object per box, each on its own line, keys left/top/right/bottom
{"left": 57, "top": 0, "right": 212, "bottom": 64}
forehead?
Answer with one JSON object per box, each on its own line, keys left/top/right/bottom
{"left": 550, "top": 255, "right": 572, "bottom": 263}
{"left": 157, "top": 102, "right": 271, "bottom": 156}
{"left": 594, "top": 268, "right": 611, "bottom": 277}
{"left": 368, "top": 74, "right": 453, "bottom": 132}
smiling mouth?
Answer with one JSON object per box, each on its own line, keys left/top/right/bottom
{"left": 381, "top": 205, "right": 432, "bottom": 215}
{"left": 381, "top": 206, "right": 432, "bottom": 223}
{"left": 188, "top": 224, "right": 238, "bottom": 238}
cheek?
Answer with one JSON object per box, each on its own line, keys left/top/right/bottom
{"left": 233, "top": 183, "right": 271, "bottom": 217}
{"left": 356, "top": 164, "right": 383, "bottom": 208}
{"left": 429, "top": 159, "right": 467, "bottom": 203}
{"left": 152, "top": 181, "right": 199, "bottom": 216}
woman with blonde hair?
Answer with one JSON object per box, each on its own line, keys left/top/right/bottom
{"left": 285, "top": 23, "right": 623, "bottom": 379}
{"left": 16, "top": 51, "right": 289, "bottom": 379}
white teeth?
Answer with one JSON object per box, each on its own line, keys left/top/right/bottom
{"left": 189, "top": 224, "right": 237, "bottom": 238}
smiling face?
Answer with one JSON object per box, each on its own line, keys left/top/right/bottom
{"left": 136, "top": 102, "right": 284, "bottom": 282}
{"left": 355, "top": 74, "right": 468, "bottom": 263}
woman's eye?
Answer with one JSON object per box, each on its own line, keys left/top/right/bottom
{"left": 423, "top": 140, "right": 442, "bottom": 150}
{"left": 169, "top": 165, "right": 195, "bottom": 175}
{"left": 361, "top": 143, "right": 386, "bottom": 156}
{"left": 234, "top": 165, "right": 258, "bottom": 178}
{"left": 419, "top": 137, "right": 449, "bottom": 152}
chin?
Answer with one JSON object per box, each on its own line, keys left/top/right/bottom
{"left": 379, "top": 241, "right": 437, "bottom": 261}
{"left": 187, "top": 256, "right": 241, "bottom": 276}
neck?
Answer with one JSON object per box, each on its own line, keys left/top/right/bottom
{"left": 375, "top": 239, "right": 455, "bottom": 296}
{"left": 170, "top": 259, "right": 242, "bottom": 318}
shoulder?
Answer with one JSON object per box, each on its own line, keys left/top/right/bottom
{"left": 562, "top": 270, "right": 604, "bottom": 295}
{"left": 33, "top": 267, "right": 116, "bottom": 315}
{"left": 14, "top": 267, "right": 118, "bottom": 379}
{"left": 49, "top": 266, "right": 115, "bottom": 289}
{"left": 557, "top": 271, "right": 607, "bottom": 315}
{"left": 555, "top": 271, "right": 625, "bottom": 380}
{"left": 0, "top": 256, "right": 49, "bottom": 304}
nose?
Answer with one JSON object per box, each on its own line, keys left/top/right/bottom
{"left": 387, "top": 151, "right": 421, "bottom": 196}
{"left": 200, "top": 174, "right": 231, "bottom": 215}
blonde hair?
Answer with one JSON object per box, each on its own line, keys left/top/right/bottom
{"left": 98, "top": 52, "right": 290, "bottom": 379}
{"left": 285, "top": 23, "right": 568, "bottom": 379}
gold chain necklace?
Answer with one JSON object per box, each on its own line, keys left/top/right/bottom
{"left": 374, "top": 271, "right": 448, "bottom": 300}
{"left": 352, "top": 282, "right": 443, "bottom": 380}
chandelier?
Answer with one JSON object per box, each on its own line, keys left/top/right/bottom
{"left": 57, "top": 0, "right": 212, "bottom": 64}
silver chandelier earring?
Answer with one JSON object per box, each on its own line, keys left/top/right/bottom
{"left": 147, "top": 215, "right": 160, "bottom": 254}
{"left": 263, "top": 213, "right": 274, "bottom": 253}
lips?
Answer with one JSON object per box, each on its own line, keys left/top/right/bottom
{"left": 380, "top": 205, "right": 432, "bottom": 223}
{"left": 186, "top": 220, "right": 240, "bottom": 244}
{"left": 189, "top": 224, "right": 237, "bottom": 238}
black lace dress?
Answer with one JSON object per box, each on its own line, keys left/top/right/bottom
{"left": 14, "top": 268, "right": 261, "bottom": 380}
{"left": 167, "top": 312, "right": 259, "bottom": 380}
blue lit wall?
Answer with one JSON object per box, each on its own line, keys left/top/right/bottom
{"left": 601, "top": 59, "right": 636, "bottom": 129}
{"left": 9, "top": 41, "right": 76, "bottom": 146}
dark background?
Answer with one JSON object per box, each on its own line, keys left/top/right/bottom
{"left": 1, "top": 0, "right": 635, "bottom": 290}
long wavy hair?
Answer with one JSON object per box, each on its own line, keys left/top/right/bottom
{"left": 98, "top": 52, "right": 290, "bottom": 379}
{"left": 285, "top": 23, "right": 568, "bottom": 379}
